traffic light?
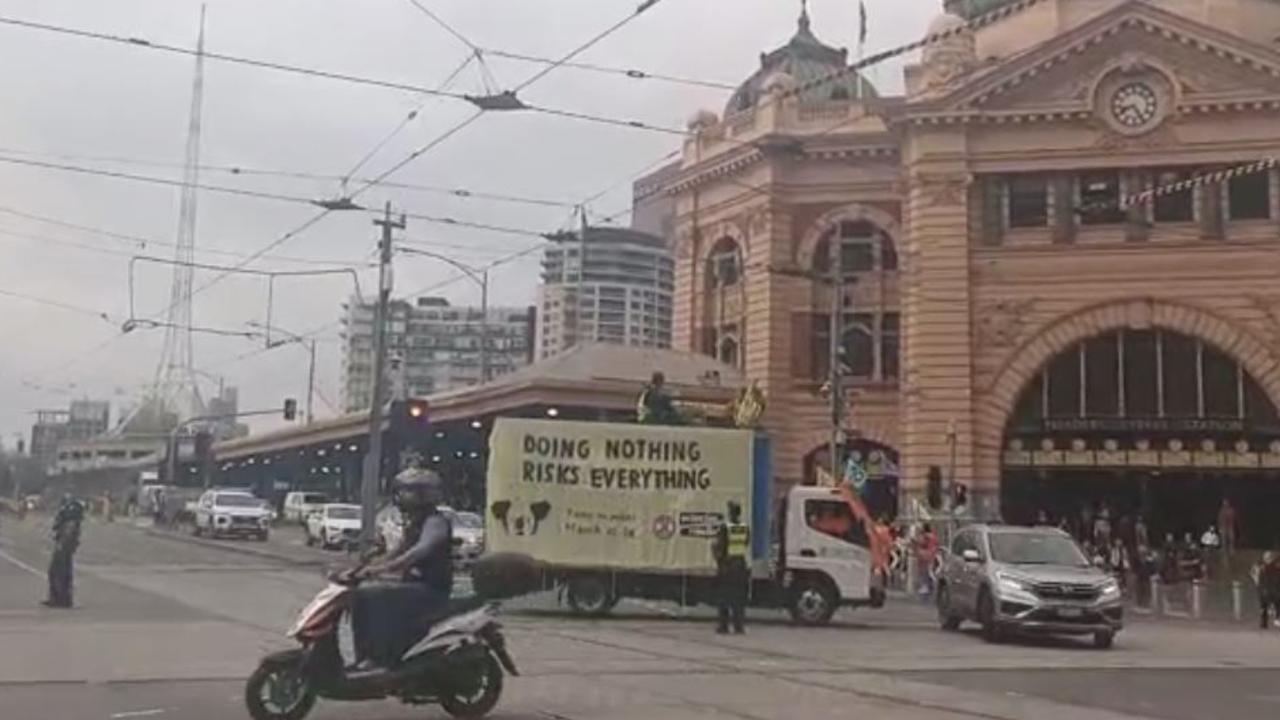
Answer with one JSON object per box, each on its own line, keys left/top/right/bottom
{"left": 406, "top": 399, "right": 429, "bottom": 422}
{"left": 283, "top": 398, "right": 297, "bottom": 421}
{"left": 390, "top": 399, "right": 430, "bottom": 440}
{"left": 926, "top": 465, "right": 943, "bottom": 510}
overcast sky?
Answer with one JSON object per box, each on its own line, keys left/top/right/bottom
{"left": 0, "top": 0, "right": 937, "bottom": 445}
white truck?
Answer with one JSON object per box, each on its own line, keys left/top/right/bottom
{"left": 485, "top": 418, "right": 884, "bottom": 625}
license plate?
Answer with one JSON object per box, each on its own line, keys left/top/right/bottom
{"left": 1058, "top": 607, "right": 1083, "bottom": 618}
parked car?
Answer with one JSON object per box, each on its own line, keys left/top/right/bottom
{"left": 935, "top": 524, "right": 1123, "bottom": 648}
{"left": 282, "top": 491, "right": 329, "bottom": 525}
{"left": 305, "top": 503, "right": 362, "bottom": 550}
{"left": 192, "top": 490, "right": 272, "bottom": 541}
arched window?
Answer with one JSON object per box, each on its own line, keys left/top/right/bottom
{"left": 706, "top": 237, "right": 742, "bottom": 289}
{"left": 813, "top": 220, "right": 897, "bottom": 276}
{"left": 1007, "top": 329, "right": 1280, "bottom": 429}
{"left": 718, "top": 335, "right": 740, "bottom": 368}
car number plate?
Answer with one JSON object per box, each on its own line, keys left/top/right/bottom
{"left": 1058, "top": 607, "right": 1083, "bottom": 618}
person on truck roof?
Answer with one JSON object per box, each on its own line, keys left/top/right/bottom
{"left": 637, "top": 372, "right": 681, "bottom": 425}
{"left": 712, "top": 500, "right": 750, "bottom": 635}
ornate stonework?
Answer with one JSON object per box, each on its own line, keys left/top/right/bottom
{"left": 975, "top": 298, "right": 1037, "bottom": 349}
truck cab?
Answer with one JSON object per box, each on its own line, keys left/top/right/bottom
{"left": 776, "top": 485, "right": 883, "bottom": 625}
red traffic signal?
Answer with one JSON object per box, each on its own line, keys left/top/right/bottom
{"left": 406, "top": 399, "right": 429, "bottom": 421}
{"left": 283, "top": 398, "right": 298, "bottom": 421}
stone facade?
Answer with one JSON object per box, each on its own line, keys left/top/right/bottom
{"left": 657, "top": 0, "right": 1280, "bottom": 517}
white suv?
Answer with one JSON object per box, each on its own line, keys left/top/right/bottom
{"left": 193, "top": 490, "right": 272, "bottom": 541}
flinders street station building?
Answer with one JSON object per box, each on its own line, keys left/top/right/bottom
{"left": 641, "top": 0, "right": 1280, "bottom": 546}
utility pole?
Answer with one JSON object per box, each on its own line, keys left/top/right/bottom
{"left": 304, "top": 338, "right": 316, "bottom": 424}
{"left": 362, "top": 203, "right": 404, "bottom": 551}
{"left": 828, "top": 237, "right": 845, "bottom": 484}
{"left": 479, "top": 267, "right": 490, "bottom": 383}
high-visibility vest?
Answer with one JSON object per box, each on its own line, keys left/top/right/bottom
{"left": 725, "top": 523, "right": 749, "bottom": 559}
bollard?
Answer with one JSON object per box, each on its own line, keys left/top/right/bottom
{"left": 906, "top": 553, "right": 917, "bottom": 596}
{"left": 1232, "top": 581, "right": 1243, "bottom": 622}
{"left": 1191, "top": 579, "right": 1204, "bottom": 619}
{"left": 1152, "top": 578, "right": 1164, "bottom": 616}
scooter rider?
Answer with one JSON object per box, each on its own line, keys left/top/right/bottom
{"left": 351, "top": 467, "right": 453, "bottom": 669}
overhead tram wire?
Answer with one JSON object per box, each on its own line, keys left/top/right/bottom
{"left": 0, "top": 154, "right": 319, "bottom": 206}
{"left": 0, "top": 146, "right": 580, "bottom": 209}
{"left": 21, "top": 1, "right": 674, "bottom": 393}
{"left": 404, "top": 0, "right": 481, "bottom": 53}
{"left": 510, "top": 0, "right": 668, "bottom": 93}
{"left": 202, "top": 237, "right": 547, "bottom": 375}
{"left": 0, "top": 225, "right": 372, "bottom": 269}
{"left": 0, "top": 14, "right": 688, "bottom": 138}
{"left": 337, "top": 50, "right": 477, "bottom": 189}
{"left": 482, "top": 48, "right": 737, "bottom": 91}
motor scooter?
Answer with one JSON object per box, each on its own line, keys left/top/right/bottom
{"left": 244, "top": 564, "right": 517, "bottom": 720}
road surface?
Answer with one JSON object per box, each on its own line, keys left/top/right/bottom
{"left": 3, "top": 513, "right": 1280, "bottom": 719}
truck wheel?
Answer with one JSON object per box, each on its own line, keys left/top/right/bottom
{"left": 566, "top": 576, "right": 613, "bottom": 616}
{"left": 789, "top": 577, "right": 837, "bottom": 626}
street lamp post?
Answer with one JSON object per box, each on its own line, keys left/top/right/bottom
{"left": 398, "top": 247, "right": 491, "bottom": 384}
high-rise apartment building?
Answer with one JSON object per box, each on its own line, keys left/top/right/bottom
{"left": 341, "top": 296, "right": 534, "bottom": 413}
{"left": 536, "top": 227, "right": 673, "bottom": 359}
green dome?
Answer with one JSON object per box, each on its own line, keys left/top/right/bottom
{"left": 726, "top": 10, "right": 877, "bottom": 115}
{"left": 943, "top": 0, "right": 1017, "bottom": 20}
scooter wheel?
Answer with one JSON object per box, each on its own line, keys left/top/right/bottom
{"left": 245, "top": 660, "right": 316, "bottom": 720}
{"left": 441, "top": 654, "right": 504, "bottom": 719}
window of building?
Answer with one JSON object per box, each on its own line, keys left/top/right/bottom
{"left": 1152, "top": 169, "right": 1194, "bottom": 222}
{"left": 881, "top": 313, "right": 900, "bottom": 381}
{"left": 707, "top": 237, "right": 742, "bottom": 289}
{"left": 1079, "top": 172, "right": 1124, "bottom": 225}
{"left": 1228, "top": 171, "right": 1271, "bottom": 220}
{"left": 809, "top": 311, "right": 898, "bottom": 384}
{"left": 718, "top": 336, "right": 740, "bottom": 368}
{"left": 813, "top": 220, "right": 896, "bottom": 277}
{"left": 1007, "top": 175, "right": 1049, "bottom": 228}
{"left": 844, "top": 314, "right": 875, "bottom": 378}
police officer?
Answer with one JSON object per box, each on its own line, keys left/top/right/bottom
{"left": 44, "top": 495, "right": 84, "bottom": 608}
{"left": 712, "top": 500, "right": 750, "bottom": 634}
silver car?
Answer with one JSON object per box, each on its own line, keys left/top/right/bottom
{"left": 935, "top": 524, "right": 1123, "bottom": 648}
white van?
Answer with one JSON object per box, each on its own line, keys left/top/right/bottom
{"left": 282, "top": 491, "right": 329, "bottom": 525}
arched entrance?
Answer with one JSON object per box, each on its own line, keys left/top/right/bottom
{"left": 804, "top": 440, "right": 900, "bottom": 520}
{"left": 1001, "top": 327, "right": 1280, "bottom": 548}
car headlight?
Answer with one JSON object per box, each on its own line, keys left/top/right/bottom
{"left": 1098, "top": 578, "right": 1121, "bottom": 601}
{"left": 996, "top": 571, "right": 1034, "bottom": 594}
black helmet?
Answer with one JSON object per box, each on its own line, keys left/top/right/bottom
{"left": 392, "top": 467, "right": 443, "bottom": 513}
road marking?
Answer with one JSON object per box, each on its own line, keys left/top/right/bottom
{"left": 0, "top": 547, "right": 43, "bottom": 578}
{"left": 110, "top": 709, "right": 169, "bottom": 719}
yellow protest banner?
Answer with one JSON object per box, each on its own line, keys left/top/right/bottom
{"left": 485, "top": 418, "right": 754, "bottom": 573}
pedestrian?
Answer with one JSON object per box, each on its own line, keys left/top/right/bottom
{"left": 1134, "top": 515, "right": 1150, "bottom": 551}
{"left": 1217, "top": 498, "right": 1237, "bottom": 558}
{"left": 43, "top": 496, "right": 84, "bottom": 608}
{"left": 711, "top": 500, "right": 749, "bottom": 634}
{"left": 915, "top": 523, "right": 939, "bottom": 599}
{"left": 1093, "top": 506, "right": 1112, "bottom": 548}
{"left": 1255, "top": 552, "right": 1280, "bottom": 629}
{"left": 1035, "top": 509, "right": 1050, "bottom": 526}
{"left": 1108, "top": 538, "right": 1129, "bottom": 592}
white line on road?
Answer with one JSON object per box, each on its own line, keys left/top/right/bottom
{"left": 110, "top": 709, "right": 169, "bottom": 719}
{"left": 0, "top": 547, "right": 43, "bottom": 578}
